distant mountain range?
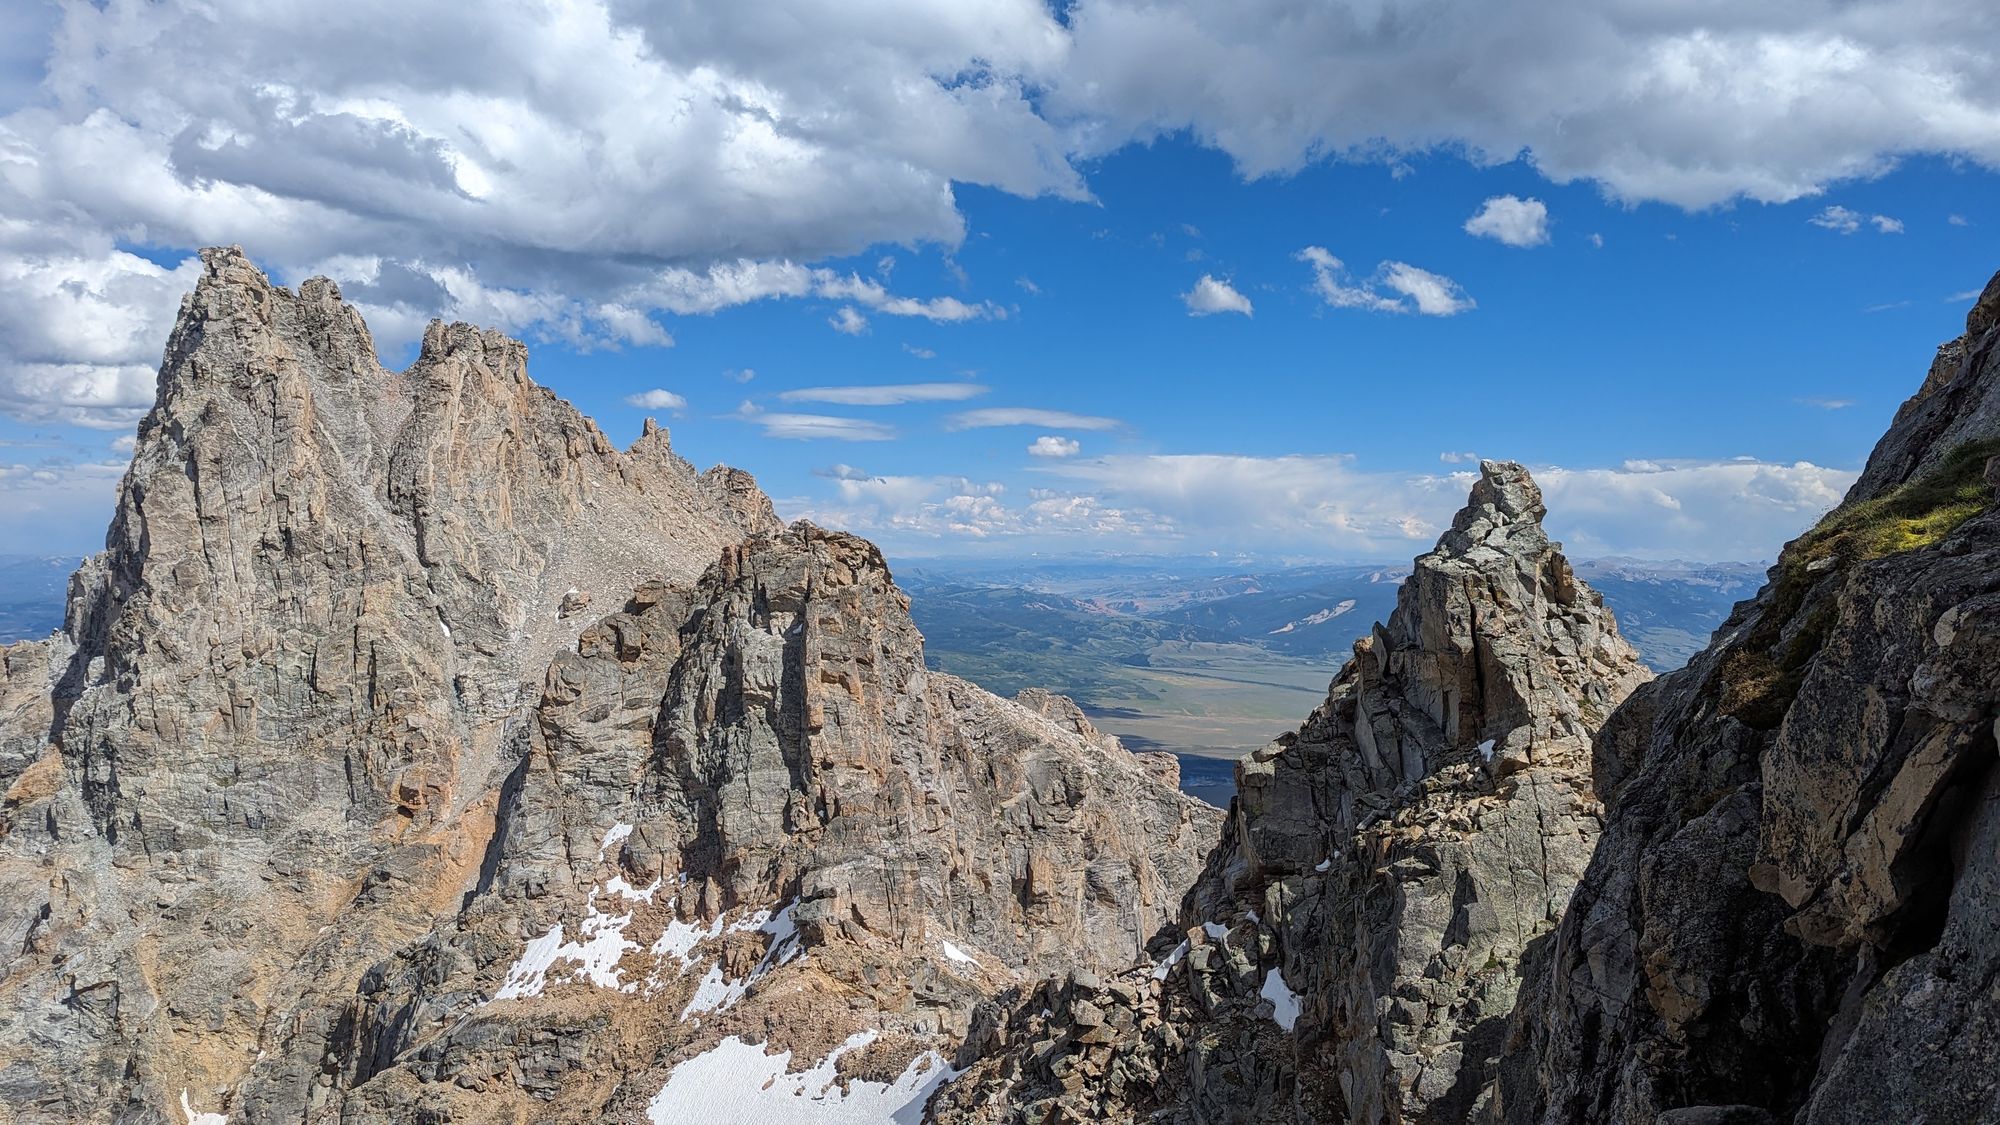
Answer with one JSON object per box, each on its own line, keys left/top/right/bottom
{"left": 0, "top": 552, "right": 1771, "bottom": 665}
{"left": 901, "top": 555, "right": 1764, "bottom": 677}
{"left": 0, "top": 555, "right": 73, "bottom": 643}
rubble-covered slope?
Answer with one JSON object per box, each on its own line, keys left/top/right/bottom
{"left": 935, "top": 461, "right": 1651, "bottom": 1123}
{"left": 1493, "top": 274, "right": 2000, "bottom": 1125}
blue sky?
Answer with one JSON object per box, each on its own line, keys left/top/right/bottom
{"left": 2, "top": 1, "right": 1997, "bottom": 562}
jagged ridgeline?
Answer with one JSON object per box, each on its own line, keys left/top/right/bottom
{"left": 941, "top": 272, "right": 2000, "bottom": 1125}
{"left": 1, "top": 248, "right": 1996, "bottom": 1125}
{"left": 936, "top": 459, "right": 1654, "bottom": 1123}
{"left": 0, "top": 248, "right": 1217, "bottom": 1122}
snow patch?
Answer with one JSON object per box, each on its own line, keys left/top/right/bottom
{"left": 1477, "top": 739, "right": 1497, "bottom": 763}
{"left": 1202, "top": 921, "right": 1230, "bottom": 941}
{"left": 1268, "top": 600, "right": 1358, "bottom": 634}
{"left": 492, "top": 924, "right": 565, "bottom": 1001}
{"left": 181, "top": 1089, "right": 227, "bottom": 1125}
{"left": 758, "top": 900, "right": 800, "bottom": 952}
{"left": 1152, "top": 939, "right": 1190, "bottom": 981}
{"left": 653, "top": 914, "right": 728, "bottom": 969}
{"left": 567, "top": 902, "right": 640, "bottom": 991}
{"left": 489, "top": 892, "right": 641, "bottom": 1000}
{"left": 1314, "top": 859, "right": 1331, "bottom": 873}
{"left": 603, "top": 874, "right": 661, "bottom": 902}
{"left": 598, "top": 822, "right": 633, "bottom": 860}
{"left": 492, "top": 889, "right": 802, "bottom": 1011}
{"left": 1304, "top": 600, "right": 1356, "bottom": 625}
{"left": 1262, "top": 968, "right": 1302, "bottom": 1032}
{"left": 681, "top": 963, "right": 750, "bottom": 1018}
{"left": 646, "top": 1031, "right": 959, "bottom": 1125}
{"left": 680, "top": 901, "right": 803, "bottom": 1019}
{"left": 940, "top": 940, "right": 977, "bottom": 966}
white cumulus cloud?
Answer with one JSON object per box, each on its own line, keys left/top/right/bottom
{"left": 5, "top": 0, "right": 2000, "bottom": 426}
{"left": 1028, "top": 435, "right": 1082, "bottom": 458}
{"left": 624, "top": 388, "right": 688, "bottom": 411}
{"left": 1463, "top": 195, "right": 1551, "bottom": 247}
{"left": 1050, "top": 0, "right": 2000, "bottom": 208}
{"left": 794, "top": 451, "right": 1855, "bottom": 560}
{"left": 1183, "top": 275, "right": 1254, "bottom": 316}
{"left": 0, "top": 460, "right": 129, "bottom": 551}
{"left": 1809, "top": 205, "right": 1904, "bottom": 234}
{"left": 0, "top": 246, "right": 203, "bottom": 429}
{"left": 1298, "top": 249, "right": 1475, "bottom": 317}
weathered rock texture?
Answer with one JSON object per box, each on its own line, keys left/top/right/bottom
{"left": 0, "top": 247, "right": 1216, "bottom": 1123}
{"left": 0, "top": 246, "right": 779, "bottom": 1122}
{"left": 333, "top": 524, "right": 1216, "bottom": 1121}
{"left": 937, "top": 461, "right": 1650, "bottom": 1123}
{"left": 1494, "top": 273, "right": 2000, "bottom": 1124}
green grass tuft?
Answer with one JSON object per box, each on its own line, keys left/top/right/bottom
{"left": 1792, "top": 436, "right": 2000, "bottom": 572}
{"left": 1720, "top": 437, "right": 1999, "bottom": 729}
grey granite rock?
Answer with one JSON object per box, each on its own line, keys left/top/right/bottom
{"left": 331, "top": 522, "right": 1218, "bottom": 1121}
{"left": 1494, "top": 271, "right": 2000, "bottom": 1125}
{"left": 0, "top": 247, "right": 1216, "bottom": 1124}
{"left": 0, "top": 246, "right": 775, "bottom": 1121}
{"left": 936, "top": 461, "right": 1650, "bottom": 1124}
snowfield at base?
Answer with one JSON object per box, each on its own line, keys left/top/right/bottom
{"left": 1261, "top": 968, "right": 1302, "bottom": 1032}
{"left": 645, "top": 1031, "right": 959, "bottom": 1125}
{"left": 181, "top": 1088, "right": 227, "bottom": 1125}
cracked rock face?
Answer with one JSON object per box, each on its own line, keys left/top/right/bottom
{"left": 0, "top": 247, "right": 1217, "bottom": 1124}
{"left": 938, "top": 461, "right": 1651, "bottom": 1124}
{"left": 1494, "top": 271, "right": 2000, "bottom": 1125}
{"left": 336, "top": 524, "right": 1217, "bottom": 1121}
{"left": 0, "top": 247, "right": 778, "bottom": 1123}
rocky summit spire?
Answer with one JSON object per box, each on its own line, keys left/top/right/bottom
{"left": 0, "top": 248, "right": 1215, "bottom": 1124}
{"left": 937, "top": 460, "right": 1651, "bottom": 1124}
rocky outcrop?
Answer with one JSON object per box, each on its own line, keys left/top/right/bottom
{"left": 939, "top": 461, "right": 1651, "bottom": 1123}
{"left": 1494, "top": 275, "right": 2000, "bottom": 1124}
{"left": 330, "top": 524, "right": 1216, "bottom": 1121}
{"left": 0, "top": 640, "right": 55, "bottom": 795}
{"left": 0, "top": 247, "right": 782, "bottom": 1122}
{"left": 0, "top": 247, "right": 1215, "bottom": 1123}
